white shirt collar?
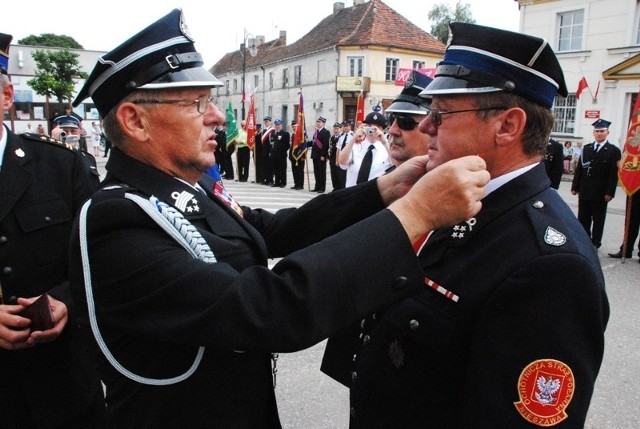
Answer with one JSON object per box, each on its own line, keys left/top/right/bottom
{"left": 484, "top": 162, "right": 538, "bottom": 197}
{"left": 0, "top": 125, "right": 8, "bottom": 172}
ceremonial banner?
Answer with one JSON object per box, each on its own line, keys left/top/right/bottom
{"left": 225, "top": 102, "right": 239, "bottom": 148}
{"left": 291, "top": 92, "right": 308, "bottom": 162}
{"left": 246, "top": 94, "right": 256, "bottom": 150}
{"left": 356, "top": 92, "right": 365, "bottom": 124}
{"left": 619, "top": 93, "right": 640, "bottom": 196}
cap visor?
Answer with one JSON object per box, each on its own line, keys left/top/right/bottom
{"left": 419, "top": 76, "right": 503, "bottom": 98}
{"left": 385, "top": 100, "right": 430, "bottom": 115}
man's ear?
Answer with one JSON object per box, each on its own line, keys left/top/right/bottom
{"left": 116, "top": 102, "right": 150, "bottom": 142}
{"left": 1, "top": 80, "right": 14, "bottom": 111}
{"left": 494, "top": 107, "right": 526, "bottom": 147}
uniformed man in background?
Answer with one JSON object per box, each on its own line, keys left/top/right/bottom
{"left": 53, "top": 113, "right": 101, "bottom": 186}
{"left": 0, "top": 32, "right": 104, "bottom": 429}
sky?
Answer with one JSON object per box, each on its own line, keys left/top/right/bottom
{"left": 5, "top": 0, "right": 520, "bottom": 69}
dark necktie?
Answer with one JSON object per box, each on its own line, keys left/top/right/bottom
{"left": 357, "top": 145, "right": 375, "bottom": 184}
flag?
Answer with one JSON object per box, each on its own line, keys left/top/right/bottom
{"left": 619, "top": 92, "right": 640, "bottom": 195}
{"left": 225, "top": 102, "right": 239, "bottom": 149}
{"left": 291, "top": 92, "right": 307, "bottom": 161}
{"left": 356, "top": 92, "right": 365, "bottom": 124}
{"left": 246, "top": 94, "right": 257, "bottom": 150}
{"left": 576, "top": 77, "right": 588, "bottom": 100}
{"left": 594, "top": 80, "right": 601, "bottom": 101}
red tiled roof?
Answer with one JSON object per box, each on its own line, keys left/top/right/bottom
{"left": 211, "top": 0, "right": 444, "bottom": 76}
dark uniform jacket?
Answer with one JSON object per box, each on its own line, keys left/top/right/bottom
{"left": 571, "top": 141, "right": 621, "bottom": 200}
{"left": 68, "top": 148, "right": 426, "bottom": 428}
{"left": 544, "top": 138, "right": 564, "bottom": 189}
{"left": 269, "top": 129, "right": 290, "bottom": 159}
{"left": 311, "top": 127, "right": 330, "bottom": 160}
{"left": 323, "top": 164, "right": 609, "bottom": 428}
{"left": 0, "top": 128, "right": 104, "bottom": 428}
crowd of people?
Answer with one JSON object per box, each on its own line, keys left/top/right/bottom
{"left": 0, "top": 7, "right": 636, "bottom": 429}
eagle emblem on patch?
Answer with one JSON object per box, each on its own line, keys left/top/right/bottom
{"left": 514, "top": 359, "right": 574, "bottom": 426}
{"left": 171, "top": 190, "right": 200, "bottom": 214}
{"left": 544, "top": 227, "right": 566, "bottom": 246}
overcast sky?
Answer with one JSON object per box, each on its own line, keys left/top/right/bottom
{"left": 5, "top": 0, "right": 520, "bottom": 68}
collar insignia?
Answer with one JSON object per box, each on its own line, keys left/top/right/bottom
{"left": 171, "top": 190, "right": 200, "bottom": 214}
{"left": 451, "top": 217, "right": 476, "bottom": 239}
{"left": 544, "top": 226, "right": 566, "bottom": 246}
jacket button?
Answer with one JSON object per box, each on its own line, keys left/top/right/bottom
{"left": 44, "top": 216, "right": 52, "bottom": 222}
{"left": 363, "top": 335, "right": 370, "bottom": 346}
{"left": 393, "top": 276, "right": 408, "bottom": 290}
{"left": 409, "top": 319, "right": 420, "bottom": 330}
{"left": 351, "top": 371, "right": 358, "bottom": 383}
{"left": 532, "top": 201, "right": 544, "bottom": 209}
{"left": 360, "top": 318, "right": 366, "bottom": 329}
{"left": 0, "top": 236, "right": 7, "bottom": 244}
{"left": 2, "top": 266, "right": 12, "bottom": 275}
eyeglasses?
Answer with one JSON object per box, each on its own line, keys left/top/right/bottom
{"left": 132, "top": 95, "right": 215, "bottom": 114}
{"left": 428, "top": 107, "right": 507, "bottom": 127}
{"left": 387, "top": 113, "right": 421, "bottom": 131}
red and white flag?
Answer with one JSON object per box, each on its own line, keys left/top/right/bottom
{"left": 576, "top": 77, "right": 588, "bottom": 100}
{"left": 619, "top": 92, "right": 640, "bottom": 196}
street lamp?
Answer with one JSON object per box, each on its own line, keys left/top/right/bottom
{"left": 241, "top": 31, "right": 258, "bottom": 119}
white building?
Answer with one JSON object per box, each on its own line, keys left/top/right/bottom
{"left": 519, "top": 0, "right": 640, "bottom": 147}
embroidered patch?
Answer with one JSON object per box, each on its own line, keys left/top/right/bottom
{"left": 544, "top": 227, "right": 566, "bottom": 246}
{"left": 514, "top": 359, "right": 574, "bottom": 427}
{"left": 171, "top": 190, "right": 200, "bottom": 214}
{"left": 451, "top": 217, "right": 476, "bottom": 239}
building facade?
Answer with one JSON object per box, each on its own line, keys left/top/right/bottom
{"left": 210, "top": 0, "right": 445, "bottom": 128}
{"left": 519, "top": 0, "right": 640, "bottom": 147}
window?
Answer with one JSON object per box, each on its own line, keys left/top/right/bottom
{"left": 269, "top": 72, "right": 274, "bottom": 89}
{"left": 254, "top": 75, "right": 259, "bottom": 89}
{"left": 294, "top": 65, "right": 302, "bottom": 86}
{"left": 385, "top": 58, "right": 399, "bottom": 81}
{"left": 413, "top": 60, "right": 425, "bottom": 69}
{"left": 558, "top": 10, "right": 584, "bottom": 52}
{"left": 282, "top": 68, "right": 289, "bottom": 88}
{"left": 552, "top": 94, "right": 577, "bottom": 135}
{"left": 348, "top": 56, "right": 363, "bottom": 77}
{"left": 225, "top": 80, "right": 230, "bottom": 96}
{"left": 233, "top": 79, "right": 238, "bottom": 93}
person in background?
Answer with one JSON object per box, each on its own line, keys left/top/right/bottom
{"left": 259, "top": 116, "right": 274, "bottom": 185}
{"left": 91, "top": 121, "right": 102, "bottom": 157}
{"left": 572, "top": 140, "right": 583, "bottom": 173}
{"left": 36, "top": 123, "right": 47, "bottom": 136}
{"left": 53, "top": 114, "right": 100, "bottom": 186}
{"left": 563, "top": 140, "right": 573, "bottom": 173}
{"left": 608, "top": 190, "right": 640, "bottom": 262}
{"left": 323, "top": 22, "right": 609, "bottom": 428}
{"left": 0, "top": 32, "right": 105, "bottom": 429}
{"left": 329, "top": 121, "right": 347, "bottom": 191}
{"left": 333, "top": 120, "right": 353, "bottom": 191}
{"left": 310, "top": 116, "right": 330, "bottom": 193}
{"left": 571, "top": 119, "right": 622, "bottom": 249}
{"left": 288, "top": 119, "right": 306, "bottom": 190}
{"left": 338, "top": 111, "right": 392, "bottom": 187}
{"left": 269, "top": 118, "right": 289, "bottom": 188}
{"left": 236, "top": 120, "right": 249, "bottom": 182}
{"left": 544, "top": 137, "right": 564, "bottom": 189}
{"left": 67, "top": 10, "right": 488, "bottom": 427}
{"left": 385, "top": 70, "right": 433, "bottom": 170}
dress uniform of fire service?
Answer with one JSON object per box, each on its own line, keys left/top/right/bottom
{"left": 322, "top": 23, "right": 608, "bottom": 428}
{"left": 0, "top": 33, "right": 104, "bottom": 428}
{"left": 67, "top": 10, "right": 432, "bottom": 428}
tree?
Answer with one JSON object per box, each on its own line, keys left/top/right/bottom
{"left": 18, "top": 33, "right": 83, "bottom": 49}
{"left": 428, "top": 1, "right": 476, "bottom": 44}
{"left": 27, "top": 49, "right": 88, "bottom": 106}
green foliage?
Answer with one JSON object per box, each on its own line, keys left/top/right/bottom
{"left": 18, "top": 33, "right": 83, "bottom": 49}
{"left": 27, "top": 50, "right": 88, "bottom": 104}
{"left": 428, "top": 1, "right": 476, "bottom": 44}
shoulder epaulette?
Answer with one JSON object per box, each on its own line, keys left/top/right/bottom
{"left": 21, "top": 132, "right": 74, "bottom": 151}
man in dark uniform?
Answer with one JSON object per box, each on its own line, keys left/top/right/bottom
{"left": 269, "top": 118, "right": 289, "bottom": 187}
{"left": 288, "top": 119, "right": 306, "bottom": 190}
{"left": 328, "top": 122, "right": 343, "bottom": 191}
{"left": 0, "top": 32, "right": 105, "bottom": 429}
{"left": 608, "top": 190, "right": 640, "bottom": 261}
{"left": 53, "top": 113, "right": 101, "bottom": 186}
{"left": 323, "top": 22, "right": 609, "bottom": 428}
{"left": 259, "top": 116, "right": 274, "bottom": 184}
{"left": 571, "top": 119, "right": 622, "bottom": 248}
{"left": 67, "top": 10, "right": 488, "bottom": 428}
{"left": 332, "top": 120, "right": 353, "bottom": 191}
{"left": 310, "top": 116, "right": 330, "bottom": 192}
{"left": 544, "top": 137, "right": 564, "bottom": 189}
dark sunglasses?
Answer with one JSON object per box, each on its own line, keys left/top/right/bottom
{"left": 387, "top": 113, "right": 421, "bottom": 131}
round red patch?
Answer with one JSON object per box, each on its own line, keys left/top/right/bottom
{"left": 514, "top": 359, "right": 575, "bottom": 427}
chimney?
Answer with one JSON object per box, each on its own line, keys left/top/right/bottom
{"left": 279, "top": 30, "right": 287, "bottom": 45}
{"left": 354, "top": 0, "right": 364, "bottom": 5}
{"left": 334, "top": 2, "right": 345, "bottom": 13}
{"left": 255, "top": 35, "right": 265, "bottom": 46}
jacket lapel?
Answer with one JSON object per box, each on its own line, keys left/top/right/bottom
{"left": 0, "top": 133, "right": 34, "bottom": 223}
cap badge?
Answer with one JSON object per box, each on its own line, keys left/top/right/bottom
{"left": 171, "top": 190, "right": 200, "bottom": 214}
{"left": 514, "top": 359, "right": 574, "bottom": 426}
{"left": 544, "top": 226, "right": 566, "bottom": 246}
{"left": 404, "top": 74, "right": 415, "bottom": 88}
{"left": 179, "top": 11, "right": 194, "bottom": 42}
{"left": 15, "top": 148, "right": 25, "bottom": 158}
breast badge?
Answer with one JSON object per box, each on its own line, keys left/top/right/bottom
{"left": 514, "top": 359, "right": 574, "bottom": 426}
{"left": 544, "top": 227, "right": 566, "bottom": 246}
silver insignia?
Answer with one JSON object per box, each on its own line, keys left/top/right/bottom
{"left": 15, "top": 148, "right": 25, "bottom": 158}
{"left": 171, "top": 190, "right": 200, "bottom": 214}
{"left": 544, "top": 226, "right": 566, "bottom": 246}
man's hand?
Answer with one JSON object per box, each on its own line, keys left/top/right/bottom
{"left": 0, "top": 304, "right": 32, "bottom": 350}
{"left": 377, "top": 155, "right": 432, "bottom": 205}
{"left": 388, "top": 155, "right": 489, "bottom": 244}
{"left": 17, "top": 296, "right": 68, "bottom": 346}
